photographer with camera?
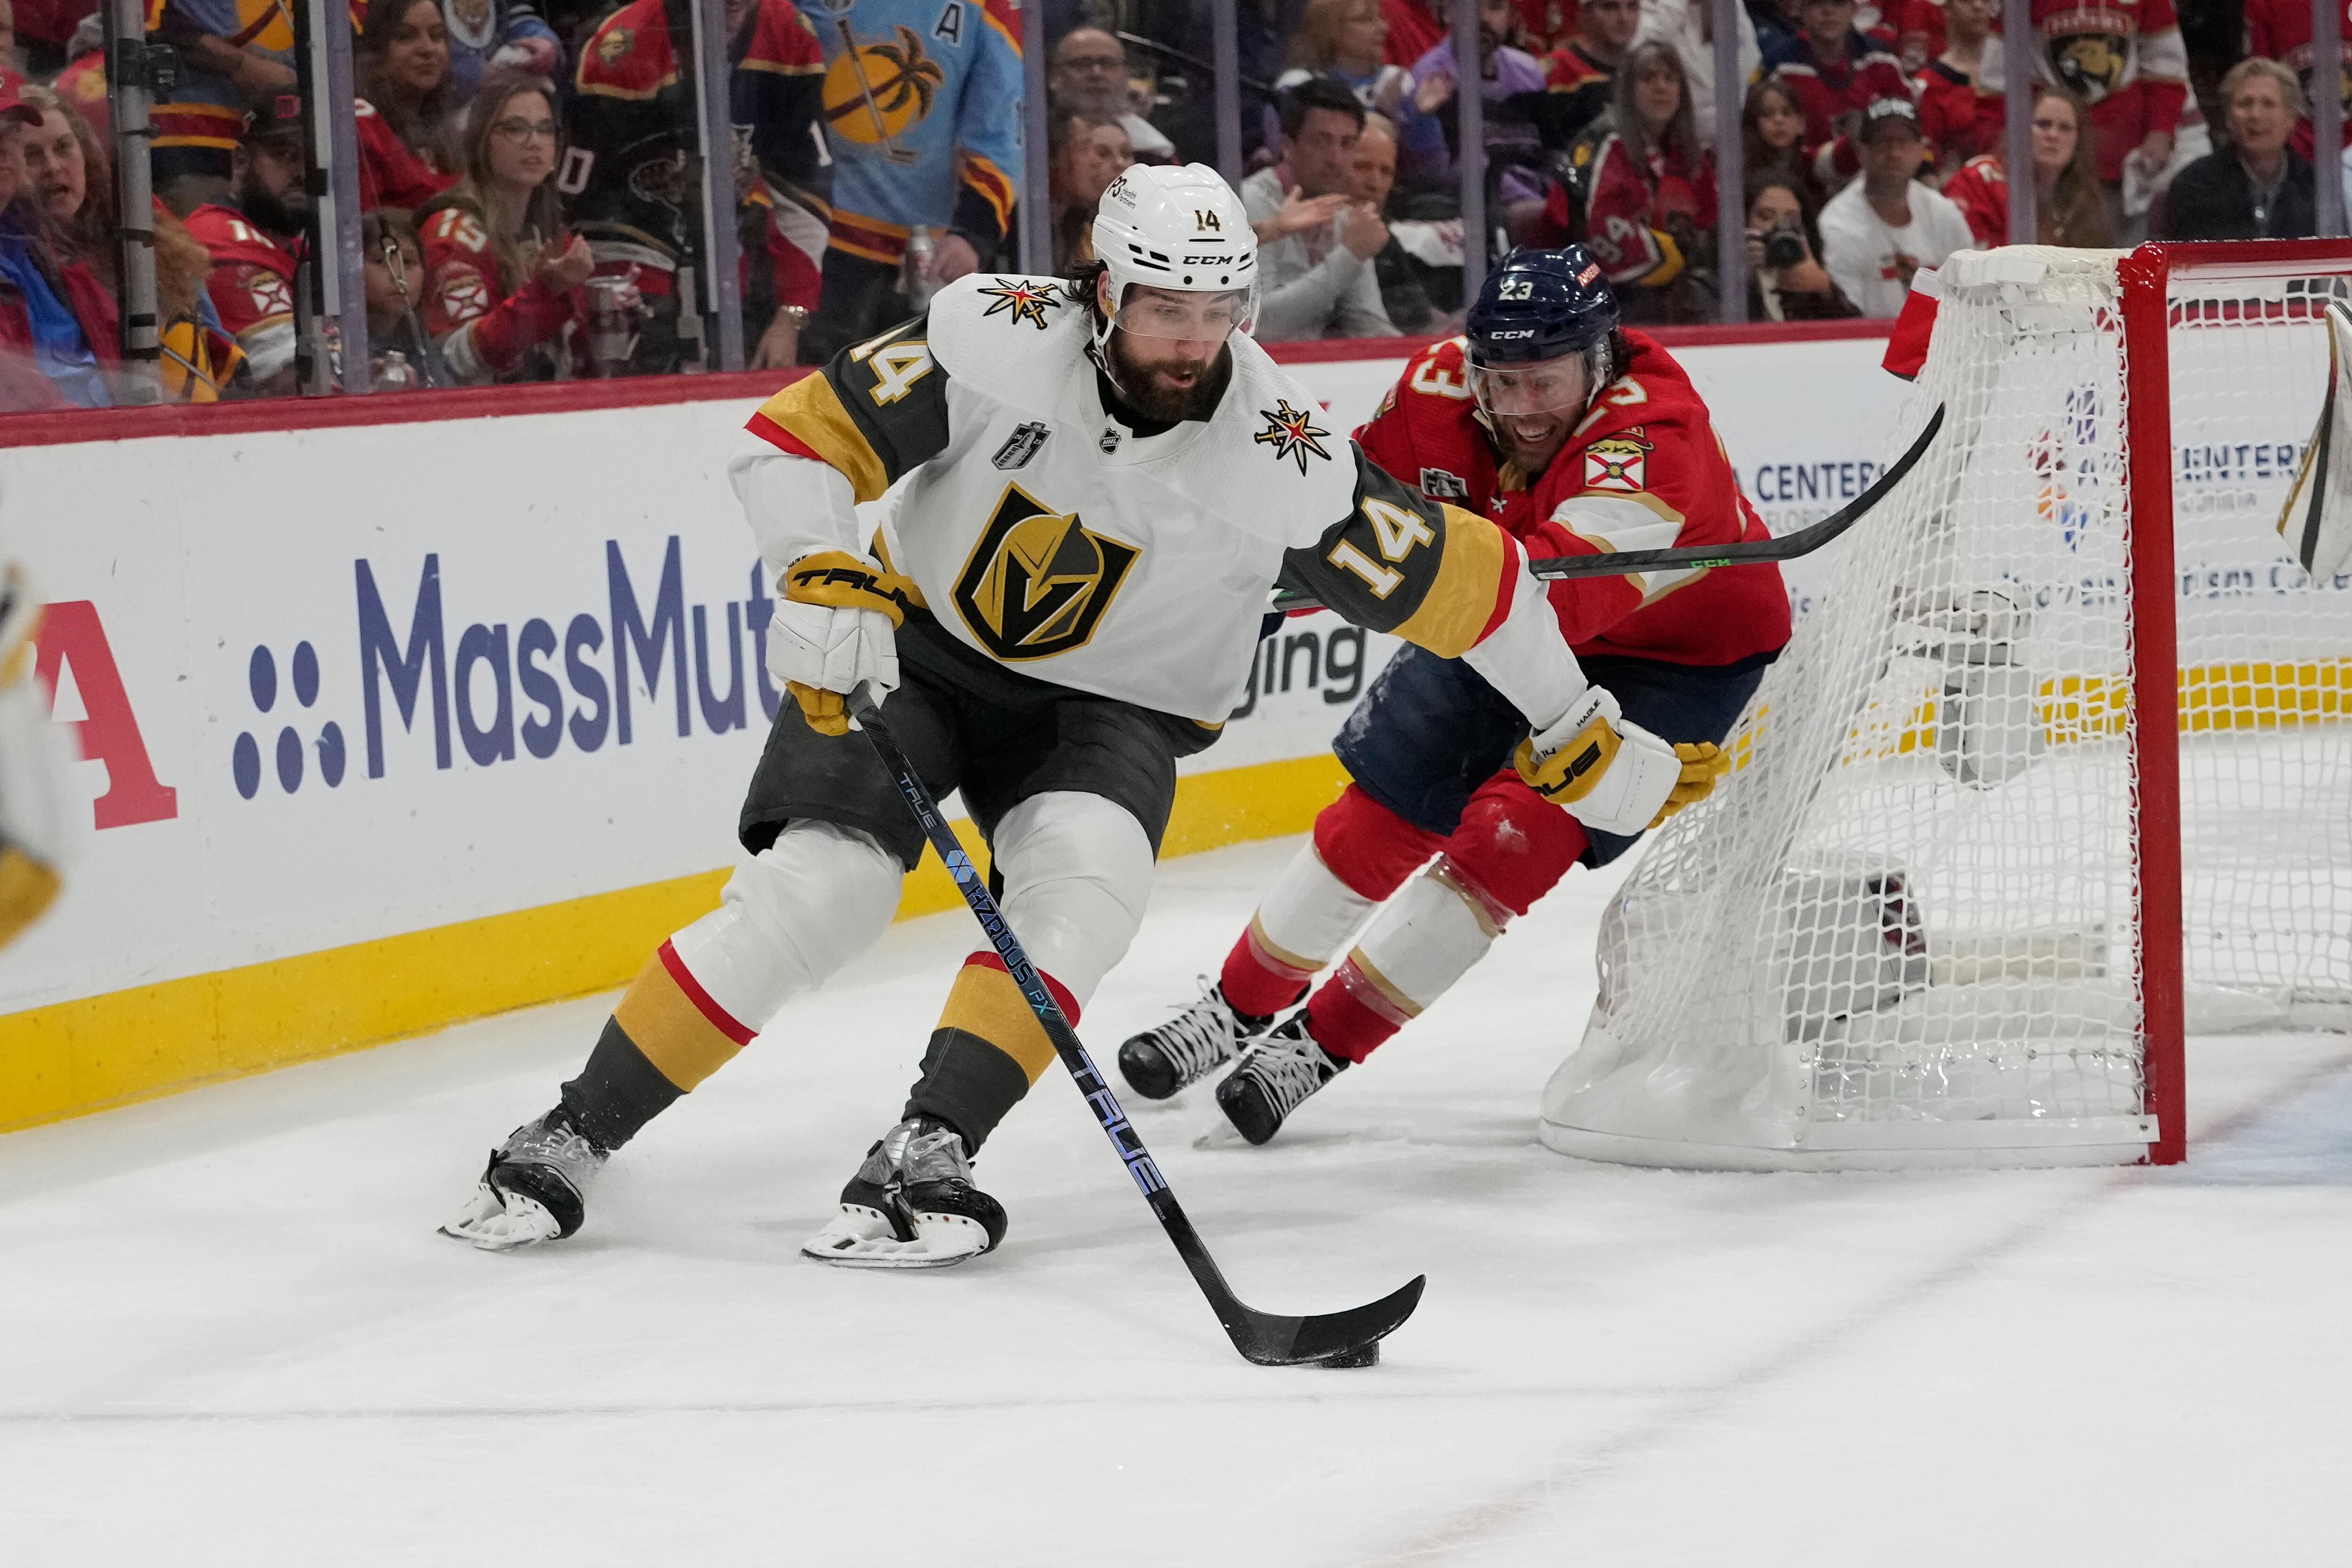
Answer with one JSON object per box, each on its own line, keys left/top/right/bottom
{"left": 1743, "top": 175, "right": 1858, "bottom": 321}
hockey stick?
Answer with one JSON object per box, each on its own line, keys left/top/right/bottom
{"left": 1271, "top": 403, "right": 1945, "bottom": 613}
{"left": 849, "top": 685, "right": 1424, "bottom": 1368}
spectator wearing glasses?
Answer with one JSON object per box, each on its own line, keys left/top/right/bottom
{"left": 1241, "top": 74, "right": 1395, "bottom": 340}
{"left": 414, "top": 72, "right": 596, "bottom": 382}
{"left": 1742, "top": 174, "right": 1859, "bottom": 320}
{"left": 1764, "top": 0, "right": 1911, "bottom": 189}
{"left": 1049, "top": 28, "right": 1177, "bottom": 164}
{"left": 2160, "top": 56, "right": 2314, "bottom": 240}
{"left": 1817, "top": 96, "right": 1971, "bottom": 318}
{"left": 1047, "top": 106, "right": 1132, "bottom": 275}
{"left": 183, "top": 94, "right": 309, "bottom": 393}
{"left": 1557, "top": 40, "right": 1717, "bottom": 324}
{"left": 1941, "top": 83, "right": 2110, "bottom": 245}
{"left": 0, "top": 78, "right": 113, "bottom": 406}
{"left": 356, "top": 0, "right": 461, "bottom": 213}
{"left": 570, "top": 0, "right": 831, "bottom": 373}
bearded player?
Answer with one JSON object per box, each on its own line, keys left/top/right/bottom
{"left": 442, "top": 167, "right": 1723, "bottom": 1266}
{"left": 1118, "top": 247, "right": 1793, "bottom": 1145}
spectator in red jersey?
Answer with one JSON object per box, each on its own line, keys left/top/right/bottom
{"left": 1559, "top": 41, "right": 1717, "bottom": 323}
{"left": 0, "top": 78, "right": 114, "bottom": 406}
{"left": 1540, "top": 0, "right": 1636, "bottom": 145}
{"left": 0, "top": 0, "right": 23, "bottom": 89}
{"left": 1743, "top": 174, "right": 1859, "bottom": 320}
{"left": 1763, "top": 0, "right": 1913, "bottom": 190}
{"left": 2160, "top": 56, "right": 2315, "bottom": 240}
{"left": 355, "top": 0, "right": 460, "bottom": 213}
{"left": 1941, "top": 82, "right": 2109, "bottom": 244}
{"left": 11, "top": 0, "right": 88, "bottom": 79}
{"left": 1635, "top": 0, "right": 1760, "bottom": 127}
{"left": 414, "top": 72, "right": 599, "bottom": 382}
{"left": 570, "top": 0, "right": 830, "bottom": 373}
{"left": 2027, "top": 0, "right": 2185, "bottom": 237}
{"left": 1280, "top": 0, "right": 1412, "bottom": 115}
{"left": 1380, "top": 0, "right": 1447, "bottom": 68}
{"left": 2242, "top": 0, "right": 2351, "bottom": 161}
{"left": 1048, "top": 107, "right": 1131, "bottom": 275}
{"left": 184, "top": 94, "right": 307, "bottom": 392}
{"left": 1742, "top": 74, "right": 1823, "bottom": 205}
{"left": 1512, "top": 0, "right": 1577, "bottom": 56}
{"left": 1914, "top": 0, "right": 2003, "bottom": 175}
{"left": 50, "top": 14, "right": 105, "bottom": 140}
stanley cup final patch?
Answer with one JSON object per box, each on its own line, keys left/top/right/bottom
{"left": 1582, "top": 432, "right": 1653, "bottom": 493}
{"left": 992, "top": 422, "right": 1049, "bottom": 470}
{"left": 1254, "top": 399, "right": 1333, "bottom": 474}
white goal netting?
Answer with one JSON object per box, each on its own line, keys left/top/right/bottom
{"left": 1541, "top": 246, "right": 2352, "bottom": 1171}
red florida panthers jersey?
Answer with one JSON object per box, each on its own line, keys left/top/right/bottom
{"left": 1356, "top": 332, "right": 1792, "bottom": 668}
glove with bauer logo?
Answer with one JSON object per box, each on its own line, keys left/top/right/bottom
{"left": 1513, "top": 685, "right": 1697, "bottom": 836}
{"left": 771, "top": 551, "right": 918, "bottom": 736}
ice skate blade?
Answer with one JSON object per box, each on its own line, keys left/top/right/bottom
{"left": 438, "top": 1182, "right": 563, "bottom": 1252}
{"left": 800, "top": 1205, "right": 992, "bottom": 1270}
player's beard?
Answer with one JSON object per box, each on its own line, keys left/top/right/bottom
{"left": 1105, "top": 330, "right": 1232, "bottom": 425}
{"left": 1491, "top": 409, "right": 1572, "bottom": 477}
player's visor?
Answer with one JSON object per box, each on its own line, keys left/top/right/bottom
{"left": 1113, "top": 283, "right": 1257, "bottom": 341}
{"left": 1465, "top": 350, "right": 1589, "bottom": 416}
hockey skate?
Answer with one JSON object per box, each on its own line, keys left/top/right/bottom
{"left": 1216, "top": 1013, "right": 1349, "bottom": 1146}
{"left": 440, "top": 1108, "right": 608, "bottom": 1251}
{"left": 1118, "top": 978, "right": 1273, "bottom": 1100}
{"left": 801, "top": 1117, "right": 1008, "bottom": 1269}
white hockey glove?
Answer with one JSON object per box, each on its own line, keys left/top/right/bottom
{"left": 1514, "top": 685, "right": 1724, "bottom": 836}
{"left": 770, "top": 551, "right": 914, "bottom": 736}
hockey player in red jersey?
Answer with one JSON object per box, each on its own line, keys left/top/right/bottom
{"left": 441, "top": 169, "right": 1714, "bottom": 1266}
{"left": 1119, "top": 246, "right": 1791, "bottom": 1145}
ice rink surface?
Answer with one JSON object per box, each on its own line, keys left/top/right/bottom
{"left": 4, "top": 835, "right": 2349, "bottom": 1567}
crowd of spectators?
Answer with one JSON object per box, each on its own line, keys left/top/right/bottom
{"left": 0, "top": 0, "right": 2345, "bottom": 408}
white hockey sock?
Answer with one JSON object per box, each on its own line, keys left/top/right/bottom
{"left": 1249, "top": 842, "right": 1380, "bottom": 981}
{"left": 667, "top": 819, "right": 904, "bottom": 1035}
{"left": 1344, "top": 859, "right": 1512, "bottom": 1019}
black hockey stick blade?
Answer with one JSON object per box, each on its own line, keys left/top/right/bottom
{"left": 1271, "top": 402, "right": 1944, "bottom": 612}
{"left": 849, "top": 686, "right": 1425, "bottom": 1366}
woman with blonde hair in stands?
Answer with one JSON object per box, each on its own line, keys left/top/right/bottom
{"left": 1279, "top": 0, "right": 1410, "bottom": 114}
{"left": 1941, "top": 84, "right": 2110, "bottom": 247}
{"left": 413, "top": 71, "right": 604, "bottom": 383}
{"left": 355, "top": 0, "right": 461, "bottom": 212}
{"left": 14, "top": 83, "right": 245, "bottom": 399}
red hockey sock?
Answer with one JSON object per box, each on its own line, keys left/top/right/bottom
{"left": 1313, "top": 784, "right": 1447, "bottom": 900}
{"left": 1219, "top": 921, "right": 1315, "bottom": 1021}
{"left": 1305, "top": 955, "right": 1416, "bottom": 1064}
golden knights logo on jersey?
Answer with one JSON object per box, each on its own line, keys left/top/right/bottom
{"left": 954, "top": 483, "right": 1140, "bottom": 659}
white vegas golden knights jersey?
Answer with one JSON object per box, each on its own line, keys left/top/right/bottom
{"left": 740, "top": 272, "right": 1567, "bottom": 726}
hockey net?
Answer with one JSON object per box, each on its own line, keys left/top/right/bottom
{"left": 1541, "top": 242, "right": 2352, "bottom": 1171}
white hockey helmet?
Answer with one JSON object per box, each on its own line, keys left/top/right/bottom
{"left": 1089, "top": 162, "right": 1258, "bottom": 348}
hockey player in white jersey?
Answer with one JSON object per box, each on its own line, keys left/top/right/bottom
{"left": 443, "top": 163, "right": 1709, "bottom": 1266}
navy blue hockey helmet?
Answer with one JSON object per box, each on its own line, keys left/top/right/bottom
{"left": 1464, "top": 247, "right": 1620, "bottom": 418}
{"left": 1465, "top": 245, "right": 1619, "bottom": 366}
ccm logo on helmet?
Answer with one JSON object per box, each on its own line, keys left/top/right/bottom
{"left": 1489, "top": 328, "right": 1534, "bottom": 339}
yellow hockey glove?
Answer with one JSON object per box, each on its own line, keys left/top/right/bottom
{"left": 772, "top": 551, "right": 917, "bottom": 736}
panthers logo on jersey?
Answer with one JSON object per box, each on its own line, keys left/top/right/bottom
{"left": 954, "top": 483, "right": 1140, "bottom": 659}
